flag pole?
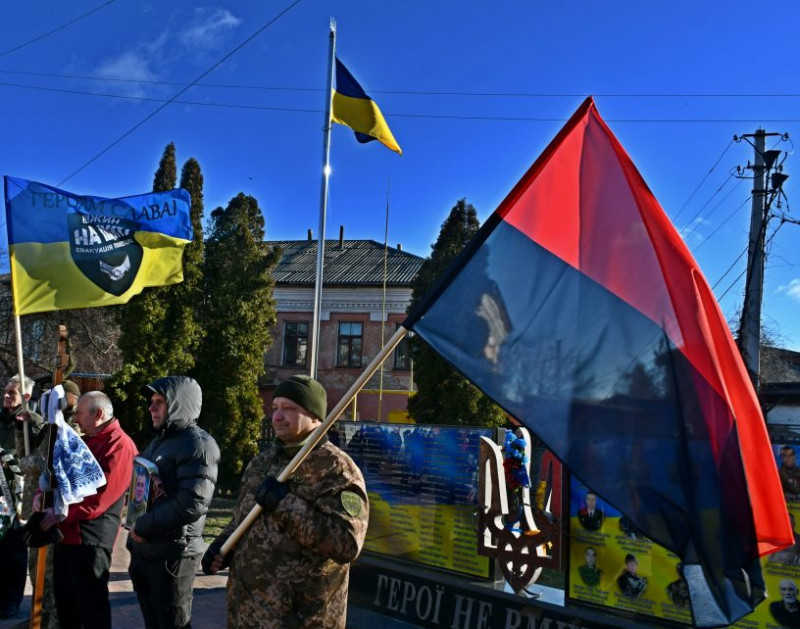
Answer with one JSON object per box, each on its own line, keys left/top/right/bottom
{"left": 309, "top": 18, "right": 337, "bottom": 379}
{"left": 220, "top": 325, "right": 409, "bottom": 556}
{"left": 13, "top": 315, "right": 31, "bottom": 456}
{"left": 377, "top": 178, "right": 390, "bottom": 421}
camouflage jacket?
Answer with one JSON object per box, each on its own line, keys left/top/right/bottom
{"left": 223, "top": 437, "right": 369, "bottom": 629}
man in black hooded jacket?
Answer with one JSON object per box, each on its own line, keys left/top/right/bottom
{"left": 128, "top": 376, "right": 220, "bottom": 629}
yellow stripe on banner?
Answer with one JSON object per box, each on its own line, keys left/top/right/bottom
{"left": 332, "top": 92, "right": 402, "bottom": 155}
{"left": 10, "top": 233, "right": 189, "bottom": 315}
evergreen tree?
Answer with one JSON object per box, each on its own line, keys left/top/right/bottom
{"left": 108, "top": 143, "right": 205, "bottom": 445}
{"left": 194, "top": 193, "right": 278, "bottom": 490}
{"left": 152, "top": 142, "right": 177, "bottom": 192}
{"left": 407, "top": 199, "right": 506, "bottom": 427}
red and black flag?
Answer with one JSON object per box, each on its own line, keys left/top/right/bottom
{"left": 403, "top": 97, "right": 792, "bottom": 626}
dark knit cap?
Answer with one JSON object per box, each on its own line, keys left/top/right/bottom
{"left": 62, "top": 380, "right": 81, "bottom": 397}
{"left": 273, "top": 375, "right": 327, "bottom": 420}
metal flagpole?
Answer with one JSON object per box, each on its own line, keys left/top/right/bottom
{"left": 377, "top": 178, "right": 390, "bottom": 421}
{"left": 309, "top": 19, "right": 336, "bottom": 379}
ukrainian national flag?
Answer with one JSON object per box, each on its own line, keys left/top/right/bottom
{"left": 4, "top": 176, "right": 192, "bottom": 315}
{"left": 332, "top": 57, "right": 402, "bottom": 155}
{"left": 403, "top": 98, "right": 793, "bottom": 626}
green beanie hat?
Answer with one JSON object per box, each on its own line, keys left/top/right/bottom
{"left": 273, "top": 375, "right": 327, "bottom": 420}
{"left": 61, "top": 380, "right": 81, "bottom": 397}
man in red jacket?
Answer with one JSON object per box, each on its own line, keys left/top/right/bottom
{"left": 36, "top": 390, "right": 136, "bottom": 629}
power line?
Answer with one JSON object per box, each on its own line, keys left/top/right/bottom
{"left": 56, "top": 0, "right": 303, "bottom": 186}
{"left": 691, "top": 194, "right": 752, "bottom": 253}
{"left": 0, "top": 1, "right": 116, "bottom": 59}
{"left": 0, "top": 68, "right": 320, "bottom": 92}
{"left": 672, "top": 140, "right": 733, "bottom": 223}
{"left": 7, "top": 68, "right": 800, "bottom": 98}
{"left": 4, "top": 79, "right": 800, "bottom": 125}
{"left": 712, "top": 247, "right": 748, "bottom": 293}
{"left": 715, "top": 221, "right": 785, "bottom": 301}
{"left": 0, "top": 81, "right": 319, "bottom": 113}
{"left": 678, "top": 174, "right": 740, "bottom": 237}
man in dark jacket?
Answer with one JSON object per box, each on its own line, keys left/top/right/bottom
{"left": 128, "top": 376, "right": 220, "bottom": 629}
{"left": 36, "top": 390, "right": 136, "bottom": 629}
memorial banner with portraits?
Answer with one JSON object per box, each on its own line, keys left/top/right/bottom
{"left": 570, "top": 460, "right": 800, "bottom": 628}
{"left": 728, "top": 441, "right": 800, "bottom": 629}
{"left": 335, "top": 422, "right": 493, "bottom": 578}
{"left": 569, "top": 477, "right": 693, "bottom": 624}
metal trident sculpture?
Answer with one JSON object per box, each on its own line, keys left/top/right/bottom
{"left": 477, "top": 427, "right": 560, "bottom": 593}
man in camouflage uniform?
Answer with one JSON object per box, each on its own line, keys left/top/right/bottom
{"left": 0, "top": 374, "right": 43, "bottom": 621}
{"left": 202, "top": 375, "right": 369, "bottom": 629}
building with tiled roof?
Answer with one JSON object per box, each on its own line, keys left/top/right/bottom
{"left": 762, "top": 345, "right": 800, "bottom": 426}
{"left": 261, "top": 233, "right": 424, "bottom": 422}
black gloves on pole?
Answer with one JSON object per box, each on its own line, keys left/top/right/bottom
{"left": 201, "top": 532, "right": 233, "bottom": 575}
{"left": 254, "top": 476, "right": 289, "bottom": 514}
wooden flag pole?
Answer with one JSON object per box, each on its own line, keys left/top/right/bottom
{"left": 13, "top": 315, "right": 31, "bottom": 456}
{"left": 30, "top": 325, "right": 70, "bottom": 629}
{"left": 220, "top": 325, "right": 409, "bottom": 556}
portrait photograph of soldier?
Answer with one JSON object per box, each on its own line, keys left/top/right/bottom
{"left": 578, "top": 546, "right": 603, "bottom": 588}
{"left": 666, "top": 563, "right": 690, "bottom": 608}
{"left": 578, "top": 491, "right": 604, "bottom": 532}
{"left": 125, "top": 457, "right": 158, "bottom": 530}
{"left": 779, "top": 446, "right": 800, "bottom": 500}
{"left": 617, "top": 553, "right": 647, "bottom": 600}
{"left": 770, "top": 579, "right": 800, "bottom": 627}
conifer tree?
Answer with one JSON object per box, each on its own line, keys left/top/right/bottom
{"left": 194, "top": 193, "right": 278, "bottom": 489}
{"left": 108, "top": 143, "right": 205, "bottom": 444}
{"left": 407, "top": 199, "right": 506, "bottom": 427}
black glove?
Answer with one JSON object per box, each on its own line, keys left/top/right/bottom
{"left": 20, "top": 512, "right": 64, "bottom": 548}
{"left": 254, "top": 476, "right": 289, "bottom": 514}
{"left": 201, "top": 533, "right": 233, "bottom": 575}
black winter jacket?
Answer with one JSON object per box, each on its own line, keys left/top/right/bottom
{"left": 127, "top": 376, "right": 220, "bottom": 560}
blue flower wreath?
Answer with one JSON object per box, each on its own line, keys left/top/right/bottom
{"left": 502, "top": 430, "right": 531, "bottom": 491}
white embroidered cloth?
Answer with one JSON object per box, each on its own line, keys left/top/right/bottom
{"left": 40, "top": 385, "right": 106, "bottom": 517}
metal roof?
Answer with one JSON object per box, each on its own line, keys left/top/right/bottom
{"left": 761, "top": 346, "right": 800, "bottom": 385}
{"left": 267, "top": 239, "right": 424, "bottom": 287}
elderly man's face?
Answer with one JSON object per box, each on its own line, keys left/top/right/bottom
{"left": 75, "top": 397, "right": 102, "bottom": 436}
{"left": 781, "top": 580, "right": 798, "bottom": 605}
{"left": 3, "top": 383, "right": 23, "bottom": 410}
{"left": 585, "top": 548, "right": 596, "bottom": 568}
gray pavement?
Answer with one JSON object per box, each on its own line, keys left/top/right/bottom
{"left": 0, "top": 528, "right": 409, "bottom": 629}
{"left": 0, "top": 528, "right": 228, "bottom": 629}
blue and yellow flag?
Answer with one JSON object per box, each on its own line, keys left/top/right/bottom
{"left": 331, "top": 57, "right": 402, "bottom": 155}
{"left": 4, "top": 176, "right": 193, "bottom": 315}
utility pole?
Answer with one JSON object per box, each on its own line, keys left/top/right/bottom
{"left": 735, "top": 130, "right": 789, "bottom": 389}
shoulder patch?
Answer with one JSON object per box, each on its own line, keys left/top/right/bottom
{"left": 340, "top": 491, "right": 362, "bottom": 517}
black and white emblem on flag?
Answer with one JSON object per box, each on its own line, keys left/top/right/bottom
{"left": 68, "top": 213, "right": 143, "bottom": 295}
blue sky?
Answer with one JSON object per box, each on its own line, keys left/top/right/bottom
{"left": 1, "top": 1, "right": 799, "bottom": 350}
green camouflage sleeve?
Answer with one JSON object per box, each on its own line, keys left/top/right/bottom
{"left": 272, "top": 452, "right": 369, "bottom": 564}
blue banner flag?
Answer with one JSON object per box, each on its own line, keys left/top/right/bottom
{"left": 4, "top": 176, "right": 193, "bottom": 315}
